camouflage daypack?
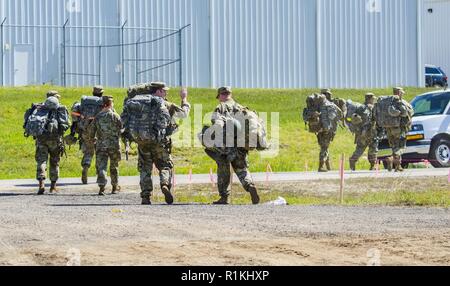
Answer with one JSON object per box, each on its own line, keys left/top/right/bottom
{"left": 303, "top": 94, "right": 325, "bottom": 133}
{"left": 374, "top": 96, "right": 402, "bottom": 128}
{"left": 24, "top": 97, "right": 69, "bottom": 138}
{"left": 121, "top": 94, "right": 171, "bottom": 143}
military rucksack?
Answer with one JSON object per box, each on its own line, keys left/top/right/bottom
{"left": 24, "top": 97, "right": 69, "bottom": 138}
{"left": 320, "top": 101, "right": 343, "bottom": 133}
{"left": 199, "top": 103, "right": 268, "bottom": 152}
{"left": 374, "top": 96, "right": 402, "bottom": 128}
{"left": 345, "top": 100, "right": 366, "bottom": 133}
{"left": 303, "top": 94, "right": 342, "bottom": 134}
{"left": 303, "top": 94, "right": 324, "bottom": 133}
{"left": 122, "top": 94, "right": 171, "bottom": 143}
{"left": 76, "top": 96, "right": 103, "bottom": 131}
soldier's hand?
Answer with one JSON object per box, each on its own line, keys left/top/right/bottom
{"left": 180, "top": 87, "right": 188, "bottom": 102}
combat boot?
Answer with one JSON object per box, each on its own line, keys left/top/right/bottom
{"left": 161, "top": 185, "right": 174, "bottom": 205}
{"left": 394, "top": 156, "right": 404, "bottom": 172}
{"left": 81, "top": 167, "right": 89, "bottom": 185}
{"left": 141, "top": 196, "right": 152, "bottom": 205}
{"left": 349, "top": 159, "right": 357, "bottom": 171}
{"left": 111, "top": 185, "right": 121, "bottom": 195}
{"left": 318, "top": 160, "right": 328, "bottom": 173}
{"left": 213, "top": 195, "right": 229, "bottom": 205}
{"left": 385, "top": 157, "right": 393, "bottom": 172}
{"left": 50, "top": 181, "right": 57, "bottom": 194}
{"left": 98, "top": 185, "right": 106, "bottom": 196}
{"left": 247, "top": 186, "right": 260, "bottom": 205}
{"left": 37, "top": 180, "right": 45, "bottom": 195}
{"left": 325, "top": 159, "right": 332, "bottom": 171}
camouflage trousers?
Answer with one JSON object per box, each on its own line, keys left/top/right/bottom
{"left": 80, "top": 136, "right": 96, "bottom": 168}
{"left": 95, "top": 147, "right": 121, "bottom": 187}
{"left": 35, "top": 138, "right": 62, "bottom": 182}
{"left": 386, "top": 127, "right": 407, "bottom": 157}
{"left": 317, "top": 131, "right": 335, "bottom": 161}
{"left": 205, "top": 148, "right": 255, "bottom": 197}
{"left": 137, "top": 140, "right": 173, "bottom": 199}
{"left": 350, "top": 133, "right": 378, "bottom": 163}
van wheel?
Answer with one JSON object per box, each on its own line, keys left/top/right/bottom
{"left": 429, "top": 140, "right": 450, "bottom": 168}
{"left": 401, "top": 162, "right": 409, "bottom": 169}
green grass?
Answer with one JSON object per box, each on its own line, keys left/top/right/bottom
{"left": 0, "top": 85, "right": 435, "bottom": 180}
{"left": 156, "top": 177, "right": 450, "bottom": 207}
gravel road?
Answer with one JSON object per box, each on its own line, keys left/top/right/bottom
{"left": 0, "top": 187, "right": 449, "bottom": 266}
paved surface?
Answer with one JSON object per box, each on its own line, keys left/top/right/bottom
{"left": 0, "top": 168, "right": 448, "bottom": 191}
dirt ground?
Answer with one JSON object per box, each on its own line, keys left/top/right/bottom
{"left": 0, "top": 180, "right": 449, "bottom": 266}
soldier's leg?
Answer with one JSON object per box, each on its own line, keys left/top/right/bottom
{"left": 138, "top": 144, "right": 154, "bottom": 201}
{"left": 317, "top": 132, "right": 331, "bottom": 172}
{"left": 96, "top": 150, "right": 109, "bottom": 189}
{"left": 35, "top": 141, "right": 49, "bottom": 182}
{"left": 47, "top": 141, "right": 62, "bottom": 193}
{"left": 109, "top": 149, "right": 121, "bottom": 192}
{"left": 152, "top": 143, "right": 175, "bottom": 204}
{"left": 35, "top": 141, "right": 49, "bottom": 194}
{"left": 368, "top": 138, "right": 379, "bottom": 170}
{"left": 81, "top": 140, "right": 96, "bottom": 169}
{"left": 231, "top": 150, "right": 260, "bottom": 205}
{"left": 350, "top": 135, "right": 368, "bottom": 171}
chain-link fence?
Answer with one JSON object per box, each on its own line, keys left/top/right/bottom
{"left": 0, "top": 18, "right": 189, "bottom": 88}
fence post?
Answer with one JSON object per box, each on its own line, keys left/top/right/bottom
{"left": 62, "top": 19, "right": 69, "bottom": 87}
{"left": 98, "top": 45, "right": 102, "bottom": 85}
{"left": 121, "top": 20, "right": 127, "bottom": 88}
{"left": 178, "top": 28, "right": 182, "bottom": 87}
{"left": 0, "top": 18, "right": 6, "bottom": 87}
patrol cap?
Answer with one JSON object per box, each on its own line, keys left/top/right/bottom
{"left": 321, "top": 88, "right": 332, "bottom": 95}
{"left": 151, "top": 82, "right": 170, "bottom": 91}
{"left": 365, "top": 92, "right": 376, "bottom": 98}
{"left": 393, "top": 87, "right": 405, "bottom": 94}
{"left": 46, "top": 90, "right": 61, "bottom": 99}
{"left": 93, "top": 85, "right": 104, "bottom": 95}
{"left": 102, "top": 95, "right": 114, "bottom": 105}
{"left": 217, "top": 86, "right": 232, "bottom": 98}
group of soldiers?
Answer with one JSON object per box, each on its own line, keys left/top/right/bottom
{"left": 26, "top": 83, "right": 413, "bottom": 205}
{"left": 310, "top": 87, "right": 413, "bottom": 173}
{"left": 26, "top": 83, "right": 260, "bottom": 205}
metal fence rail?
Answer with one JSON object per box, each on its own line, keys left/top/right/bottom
{"left": 0, "top": 18, "right": 190, "bottom": 88}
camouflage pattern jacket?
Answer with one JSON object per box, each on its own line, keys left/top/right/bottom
{"left": 88, "top": 108, "right": 123, "bottom": 151}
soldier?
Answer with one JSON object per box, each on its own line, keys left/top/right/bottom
{"left": 70, "top": 85, "right": 104, "bottom": 184}
{"left": 321, "top": 88, "right": 347, "bottom": 125}
{"left": 24, "top": 91, "right": 70, "bottom": 195}
{"left": 88, "top": 96, "right": 123, "bottom": 196}
{"left": 122, "top": 82, "right": 190, "bottom": 205}
{"left": 383, "top": 87, "right": 414, "bottom": 172}
{"left": 349, "top": 93, "right": 379, "bottom": 171}
{"left": 204, "top": 87, "right": 260, "bottom": 205}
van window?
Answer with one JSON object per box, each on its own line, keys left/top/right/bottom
{"left": 412, "top": 92, "right": 450, "bottom": 116}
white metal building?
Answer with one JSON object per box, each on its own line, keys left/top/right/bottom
{"left": 0, "top": 0, "right": 446, "bottom": 89}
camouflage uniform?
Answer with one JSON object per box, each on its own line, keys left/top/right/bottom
{"left": 71, "top": 86, "right": 104, "bottom": 182}
{"left": 88, "top": 96, "right": 122, "bottom": 190}
{"left": 349, "top": 94, "right": 378, "bottom": 170}
{"left": 317, "top": 89, "right": 343, "bottom": 172}
{"left": 34, "top": 92, "right": 70, "bottom": 193}
{"left": 136, "top": 83, "right": 190, "bottom": 201}
{"left": 205, "top": 87, "right": 260, "bottom": 204}
{"left": 382, "top": 88, "right": 414, "bottom": 171}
